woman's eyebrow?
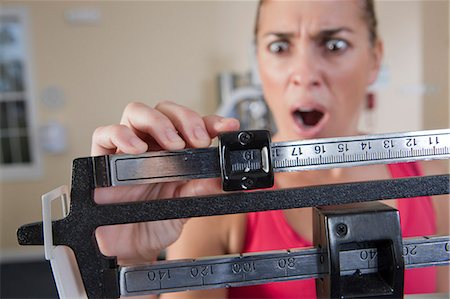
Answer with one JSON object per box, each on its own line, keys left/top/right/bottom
{"left": 262, "top": 32, "right": 296, "bottom": 39}
{"left": 261, "top": 27, "right": 354, "bottom": 39}
{"left": 316, "top": 27, "right": 354, "bottom": 38}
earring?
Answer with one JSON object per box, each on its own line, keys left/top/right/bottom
{"left": 364, "top": 92, "right": 376, "bottom": 133}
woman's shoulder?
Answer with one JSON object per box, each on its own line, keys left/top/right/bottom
{"left": 419, "top": 159, "right": 448, "bottom": 176}
{"left": 388, "top": 160, "right": 447, "bottom": 177}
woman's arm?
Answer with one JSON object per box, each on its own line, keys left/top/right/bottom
{"left": 162, "top": 213, "right": 247, "bottom": 299}
{"left": 162, "top": 215, "right": 229, "bottom": 299}
{"left": 90, "top": 101, "right": 240, "bottom": 298}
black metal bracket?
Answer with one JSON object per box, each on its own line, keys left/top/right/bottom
{"left": 218, "top": 130, "right": 273, "bottom": 191}
{"left": 314, "top": 202, "right": 404, "bottom": 298}
{"left": 16, "top": 154, "right": 449, "bottom": 298}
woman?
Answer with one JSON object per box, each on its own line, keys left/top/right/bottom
{"left": 92, "top": 0, "right": 449, "bottom": 298}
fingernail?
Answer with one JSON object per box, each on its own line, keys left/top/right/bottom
{"left": 194, "top": 126, "right": 209, "bottom": 140}
{"left": 165, "top": 128, "right": 182, "bottom": 143}
{"left": 219, "top": 118, "right": 239, "bottom": 129}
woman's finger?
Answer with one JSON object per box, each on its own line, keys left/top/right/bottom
{"left": 155, "top": 101, "right": 212, "bottom": 148}
{"left": 120, "top": 101, "right": 186, "bottom": 151}
{"left": 203, "top": 115, "right": 240, "bottom": 138}
{"left": 91, "top": 124, "right": 148, "bottom": 156}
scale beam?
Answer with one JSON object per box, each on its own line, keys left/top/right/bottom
{"left": 98, "top": 129, "right": 450, "bottom": 187}
{"left": 119, "top": 236, "right": 450, "bottom": 296}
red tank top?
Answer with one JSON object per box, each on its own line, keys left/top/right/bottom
{"left": 228, "top": 162, "right": 437, "bottom": 298}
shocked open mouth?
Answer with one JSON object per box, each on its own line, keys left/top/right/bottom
{"left": 293, "top": 108, "right": 325, "bottom": 128}
{"left": 291, "top": 106, "right": 329, "bottom": 138}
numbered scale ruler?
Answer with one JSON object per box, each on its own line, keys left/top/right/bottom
{"left": 102, "top": 129, "right": 450, "bottom": 186}
{"left": 119, "top": 236, "right": 449, "bottom": 296}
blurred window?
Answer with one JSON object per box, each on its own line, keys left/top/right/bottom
{"left": 0, "top": 7, "right": 41, "bottom": 180}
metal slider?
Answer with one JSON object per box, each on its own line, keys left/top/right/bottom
{"left": 218, "top": 130, "right": 273, "bottom": 191}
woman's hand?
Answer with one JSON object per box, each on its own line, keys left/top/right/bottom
{"left": 91, "top": 101, "right": 240, "bottom": 265}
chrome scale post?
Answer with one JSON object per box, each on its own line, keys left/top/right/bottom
{"left": 17, "top": 129, "right": 450, "bottom": 298}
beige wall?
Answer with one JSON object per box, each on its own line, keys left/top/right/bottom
{"left": 374, "top": 0, "right": 448, "bottom": 133}
{"left": 1, "top": 1, "right": 448, "bottom": 254}
{"left": 374, "top": 1, "right": 424, "bottom": 133}
{"left": 422, "top": 0, "right": 449, "bottom": 129}
{"left": 0, "top": 1, "right": 258, "bottom": 254}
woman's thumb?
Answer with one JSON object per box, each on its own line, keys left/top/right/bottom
{"left": 178, "top": 178, "right": 223, "bottom": 198}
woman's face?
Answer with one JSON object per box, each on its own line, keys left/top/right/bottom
{"left": 256, "top": 0, "right": 382, "bottom": 141}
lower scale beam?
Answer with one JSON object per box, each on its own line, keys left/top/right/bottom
{"left": 119, "top": 236, "right": 449, "bottom": 296}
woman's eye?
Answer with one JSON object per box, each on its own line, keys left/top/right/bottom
{"left": 268, "top": 41, "right": 289, "bottom": 54}
{"left": 324, "top": 39, "right": 348, "bottom": 53}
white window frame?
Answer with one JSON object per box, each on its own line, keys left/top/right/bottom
{"left": 0, "top": 6, "right": 42, "bottom": 181}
